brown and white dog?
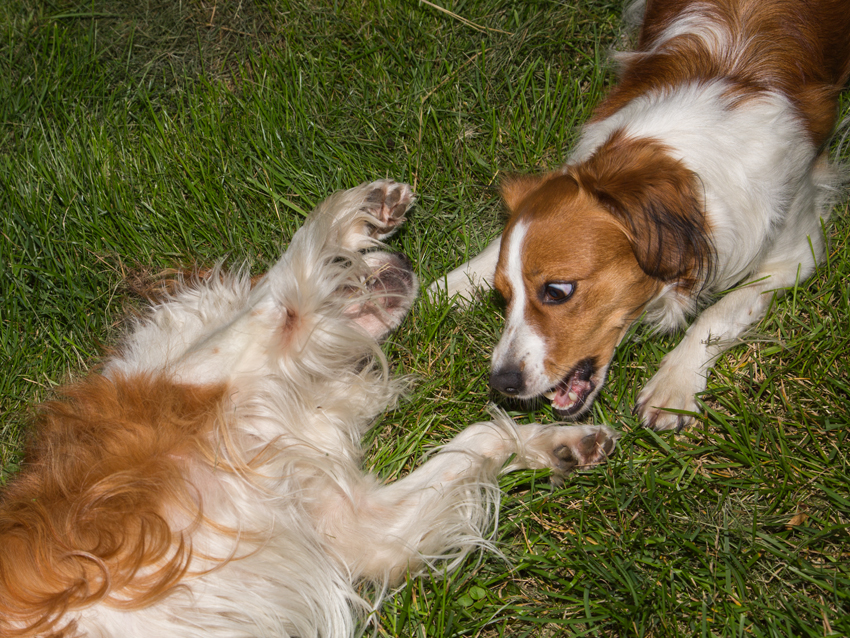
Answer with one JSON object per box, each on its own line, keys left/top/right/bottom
{"left": 432, "top": 0, "right": 850, "bottom": 431}
{"left": 0, "top": 180, "right": 617, "bottom": 638}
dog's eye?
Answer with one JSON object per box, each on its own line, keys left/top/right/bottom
{"left": 542, "top": 282, "right": 575, "bottom": 305}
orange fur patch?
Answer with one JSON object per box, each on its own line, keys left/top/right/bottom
{"left": 571, "top": 131, "right": 711, "bottom": 287}
{"left": 0, "top": 374, "right": 226, "bottom": 637}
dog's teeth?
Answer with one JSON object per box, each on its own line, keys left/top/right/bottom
{"left": 568, "top": 391, "right": 579, "bottom": 403}
{"left": 544, "top": 390, "right": 556, "bottom": 400}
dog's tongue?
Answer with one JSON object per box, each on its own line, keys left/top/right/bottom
{"left": 549, "top": 373, "right": 592, "bottom": 411}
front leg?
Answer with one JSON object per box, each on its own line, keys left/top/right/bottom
{"left": 127, "top": 181, "right": 416, "bottom": 383}
{"left": 427, "top": 236, "right": 501, "bottom": 304}
{"left": 637, "top": 264, "right": 805, "bottom": 431}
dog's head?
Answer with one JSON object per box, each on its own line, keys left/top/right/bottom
{"left": 490, "top": 133, "right": 711, "bottom": 417}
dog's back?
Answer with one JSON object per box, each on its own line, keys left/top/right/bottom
{"left": 599, "top": 0, "right": 850, "bottom": 145}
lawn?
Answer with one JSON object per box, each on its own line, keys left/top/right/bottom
{"left": 1, "top": 0, "right": 848, "bottom": 636}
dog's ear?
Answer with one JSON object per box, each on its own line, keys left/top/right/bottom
{"left": 500, "top": 173, "right": 551, "bottom": 217}
{"left": 572, "top": 133, "right": 713, "bottom": 283}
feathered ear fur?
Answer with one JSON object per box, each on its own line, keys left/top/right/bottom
{"left": 571, "top": 131, "right": 714, "bottom": 285}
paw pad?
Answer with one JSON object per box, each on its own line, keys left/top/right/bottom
{"left": 361, "top": 180, "right": 413, "bottom": 239}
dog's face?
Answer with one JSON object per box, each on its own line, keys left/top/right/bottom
{"left": 489, "top": 144, "right": 708, "bottom": 418}
{"left": 490, "top": 173, "right": 658, "bottom": 416}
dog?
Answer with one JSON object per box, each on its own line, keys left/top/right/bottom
{"left": 0, "top": 180, "right": 617, "bottom": 638}
{"left": 431, "top": 0, "right": 850, "bottom": 431}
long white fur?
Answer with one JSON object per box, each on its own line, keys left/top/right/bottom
{"left": 39, "top": 180, "right": 617, "bottom": 637}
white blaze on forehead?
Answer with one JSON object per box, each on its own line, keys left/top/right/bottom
{"left": 504, "top": 220, "right": 529, "bottom": 330}
{"left": 492, "top": 220, "right": 550, "bottom": 397}
{"left": 505, "top": 222, "right": 528, "bottom": 332}
{"left": 492, "top": 221, "right": 528, "bottom": 371}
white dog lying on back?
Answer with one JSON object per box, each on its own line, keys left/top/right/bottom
{"left": 0, "top": 180, "right": 617, "bottom": 638}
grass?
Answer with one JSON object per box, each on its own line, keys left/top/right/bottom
{"left": 1, "top": 0, "right": 849, "bottom": 635}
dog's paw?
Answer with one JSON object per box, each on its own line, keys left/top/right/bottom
{"left": 345, "top": 252, "right": 417, "bottom": 341}
{"left": 331, "top": 180, "right": 414, "bottom": 252}
{"left": 636, "top": 362, "right": 705, "bottom": 431}
{"left": 522, "top": 423, "right": 619, "bottom": 476}
{"left": 360, "top": 179, "right": 414, "bottom": 240}
{"left": 426, "top": 237, "right": 501, "bottom": 307}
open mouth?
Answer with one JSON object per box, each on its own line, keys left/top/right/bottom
{"left": 543, "top": 358, "right": 596, "bottom": 417}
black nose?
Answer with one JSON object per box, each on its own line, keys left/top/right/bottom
{"left": 490, "top": 368, "right": 524, "bottom": 396}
